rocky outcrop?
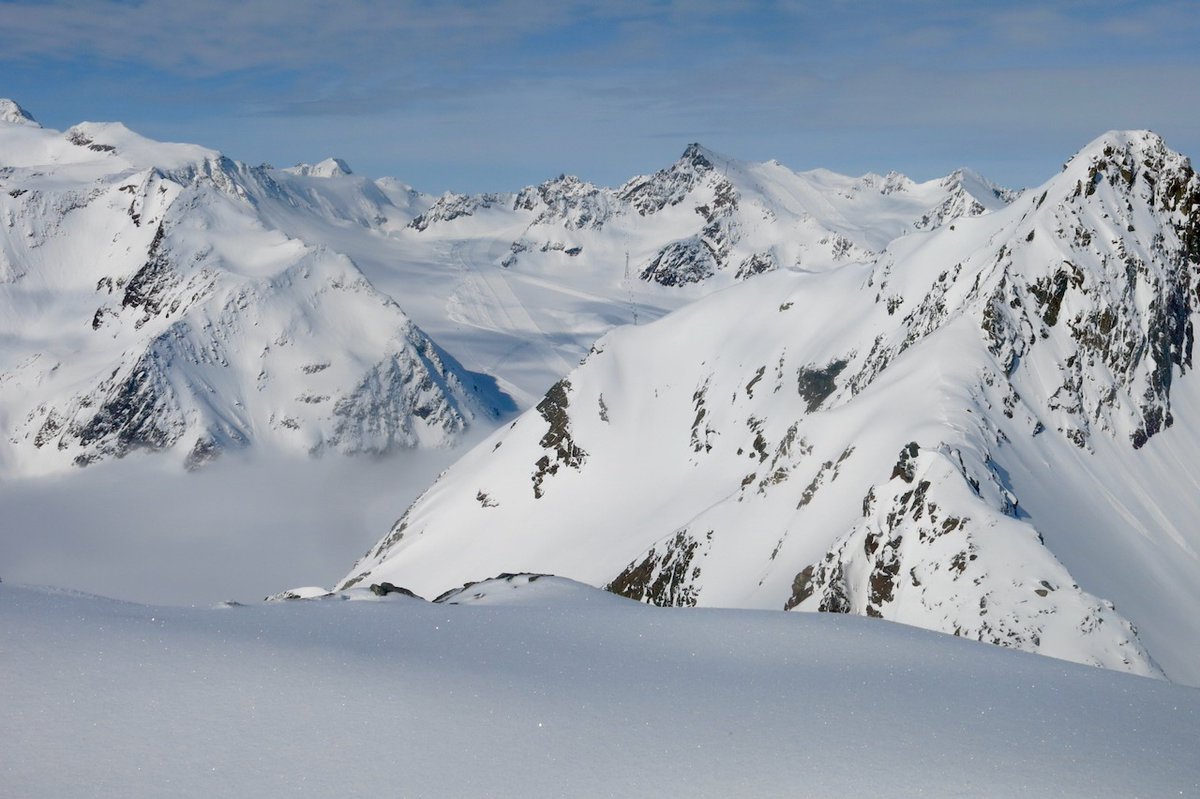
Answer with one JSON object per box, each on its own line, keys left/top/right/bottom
{"left": 606, "top": 528, "right": 711, "bottom": 607}
{"left": 787, "top": 444, "right": 1161, "bottom": 677}
{"left": 531, "top": 379, "right": 587, "bottom": 498}
{"left": 409, "top": 191, "right": 503, "bottom": 231}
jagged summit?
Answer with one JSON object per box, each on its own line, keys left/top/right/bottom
{"left": 1063, "top": 129, "right": 1170, "bottom": 169}
{"left": 680, "top": 142, "right": 718, "bottom": 170}
{"left": 0, "top": 99, "right": 39, "bottom": 127}
{"left": 408, "top": 136, "right": 1016, "bottom": 288}
{"left": 1049, "top": 130, "right": 1194, "bottom": 213}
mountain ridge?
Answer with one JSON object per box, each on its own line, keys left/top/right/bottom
{"left": 1, "top": 99, "right": 1014, "bottom": 471}
{"left": 340, "top": 129, "right": 1200, "bottom": 683}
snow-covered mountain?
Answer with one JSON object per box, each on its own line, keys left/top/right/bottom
{"left": 0, "top": 102, "right": 1013, "bottom": 473}
{"left": 0, "top": 108, "right": 516, "bottom": 474}
{"left": 341, "top": 141, "right": 1016, "bottom": 404}
{"left": 343, "top": 130, "right": 1200, "bottom": 684}
{"left": 411, "top": 142, "right": 1013, "bottom": 287}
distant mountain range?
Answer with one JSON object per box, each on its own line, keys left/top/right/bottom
{"left": 0, "top": 98, "right": 1008, "bottom": 473}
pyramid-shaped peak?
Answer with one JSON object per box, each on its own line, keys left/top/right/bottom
{"left": 283, "top": 157, "right": 353, "bottom": 178}
{"left": 0, "top": 99, "right": 39, "bottom": 127}
{"left": 680, "top": 142, "right": 717, "bottom": 170}
{"left": 943, "top": 166, "right": 981, "bottom": 183}
{"left": 316, "top": 157, "right": 352, "bottom": 176}
{"left": 940, "top": 166, "right": 1016, "bottom": 204}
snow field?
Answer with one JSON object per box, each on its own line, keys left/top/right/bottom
{"left": 3, "top": 580, "right": 1198, "bottom": 798}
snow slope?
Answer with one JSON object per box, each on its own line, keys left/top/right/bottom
{"left": 345, "top": 131, "right": 1200, "bottom": 684}
{"left": 3, "top": 580, "right": 1197, "bottom": 798}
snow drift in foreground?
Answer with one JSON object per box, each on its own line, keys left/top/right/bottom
{"left": 3, "top": 579, "right": 1198, "bottom": 798}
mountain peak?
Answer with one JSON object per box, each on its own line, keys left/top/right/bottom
{"left": 1062, "top": 130, "right": 1174, "bottom": 174}
{"left": 0, "top": 99, "right": 39, "bottom": 127}
{"left": 1046, "top": 129, "right": 1194, "bottom": 217}
{"left": 681, "top": 142, "right": 716, "bottom": 170}
{"left": 939, "top": 166, "right": 1017, "bottom": 205}
{"left": 284, "top": 157, "right": 353, "bottom": 178}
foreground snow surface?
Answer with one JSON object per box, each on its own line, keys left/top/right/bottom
{"left": 3, "top": 580, "right": 1198, "bottom": 798}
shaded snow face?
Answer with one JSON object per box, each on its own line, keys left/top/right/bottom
{"left": 0, "top": 98, "right": 38, "bottom": 126}
{"left": 345, "top": 131, "right": 1200, "bottom": 684}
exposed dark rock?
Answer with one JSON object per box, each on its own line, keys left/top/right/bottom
{"left": 890, "top": 442, "right": 921, "bottom": 482}
{"left": 690, "top": 379, "right": 716, "bottom": 453}
{"left": 1026, "top": 265, "right": 1080, "bottom": 327}
{"left": 76, "top": 345, "right": 184, "bottom": 459}
{"left": 618, "top": 143, "right": 714, "bottom": 216}
{"left": 516, "top": 174, "right": 612, "bottom": 230}
{"left": 33, "top": 410, "right": 63, "bottom": 448}
{"left": 121, "top": 224, "right": 175, "bottom": 322}
{"left": 735, "top": 252, "right": 776, "bottom": 280}
{"left": 605, "top": 529, "right": 710, "bottom": 607}
{"left": 866, "top": 537, "right": 902, "bottom": 616}
{"left": 328, "top": 333, "right": 480, "bottom": 454}
{"left": 745, "top": 366, "right": 766, "bottom": 398}
{"left": 640, "top": 237, "right": 716, "bottom": 286}
{"left": 784, "top": 564, "right": 815, "bottom": 610}
{"left": 369, "top": 582, "right": 424, "bottom": 599}
{"left": 184, "top": 436, "right": 220, "bottom": 471}
{"left": 796, "top": 359, "right": 848, "bottom": 413}
{"left": 408, "top": 192, "right": 501, "bottom": 231}
{"left": 531, "top": 379, "right": 587, "bottom": 498}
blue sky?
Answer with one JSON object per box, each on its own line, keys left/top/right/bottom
{"left": 2, "top": 0, "right": 1198, "bottom": 193}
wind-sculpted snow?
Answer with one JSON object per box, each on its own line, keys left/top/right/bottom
{"left": 347, "top": 131, "right": 1200, "bottom": 683}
